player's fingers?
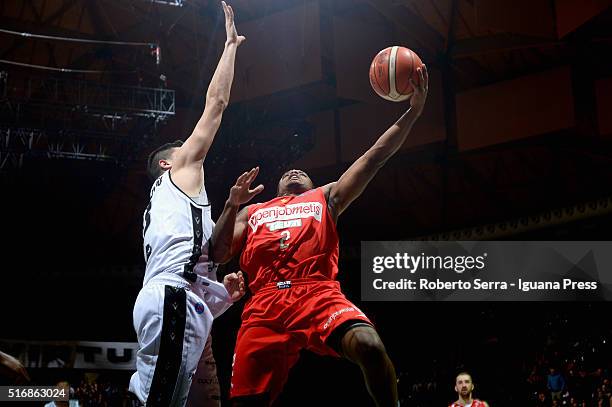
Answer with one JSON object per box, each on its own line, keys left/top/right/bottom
{"left": 242, "top": 168, "right": 254, "bottom": 183}
{"left": 249, "top": 184, "right": 265, "bottom": 197}
{"left": 418, "top": 67, "right": 425, "bottom": 88}
{"left": 249, "top": 166, "right": 259, "bottom": 179}
{"left": 409, "top": 78, "right": 417, "bottom": 92}
{"left": 251, "top": 167, "right": 259, "bottom": 181}
{"left": 245, "top": 167, "right": 258, "bottom": 184}
{"left": 237, "top": 171, "right": 248, "bottom": 182}
{"left": 422, "top": 64, "right": 429, "bottom": 86}
{"left": 236, "top": 171, "right": 249, "bottom": 185}
{"left": 229, "top": 5, "right": 234, "bottom": 21}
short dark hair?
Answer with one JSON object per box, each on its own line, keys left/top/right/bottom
{"left": 456, "top": 372, "right": 473, "bottom": 382}
{"left": 276, "top": 169, "right": 315, "bottom": 196}
{"left": 146, "top": 140, "right": 184, "bottom": 181}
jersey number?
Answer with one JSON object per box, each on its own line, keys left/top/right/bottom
{"left": 279, "top": 230, "right": 290, "bottom": 250}
{"left": 144, "top": 200, "right": 152, "bottom": 237}
{"left": 144, "top": 200, "right": 153, "bottom": 262}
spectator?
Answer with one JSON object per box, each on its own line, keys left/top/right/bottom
{"left": 43, "top": 381, "right": 79, "bottom": 407}
{"left": 535, "top": 391, "right": 548, "bottom": 406}
{"left": 548, "top": 367, "right": 566, "bottom": 401}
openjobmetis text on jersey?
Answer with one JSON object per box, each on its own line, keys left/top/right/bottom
{"left": 372, "top": 252, "right": 487, "bottom": 274}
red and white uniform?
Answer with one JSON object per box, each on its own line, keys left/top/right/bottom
{"left": 230, "top": 187, "right": 372, "bottom": 402}
{"left": 450, "top": 399, "right": 487, "bottom": 407}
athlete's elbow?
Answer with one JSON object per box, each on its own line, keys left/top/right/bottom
{"left": 211, "top": 246, "right": 232, "bottom": 265}
{"left": 211, "top": 250, "right": 226, "bottom": 264}
{"left": 362, "top": 151, "right": 387, "bottom": 171}
{"left": 205, "top": 95, "right": 228, "bottom": 112}
{"left": 216, "top": 255, "right": 233, "bottom": 265}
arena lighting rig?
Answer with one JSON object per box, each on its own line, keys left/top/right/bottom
{"left": 0, "top": 72, "right": 175, "bottom": 169}
{"left": 149, "top": 0, "right": 185, "bottom": 6}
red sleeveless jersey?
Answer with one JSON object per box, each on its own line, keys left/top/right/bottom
{"left": 449, "top": 400, "right": 486, "bottom": 407}
{"left": 239, "top": 187, "right": 339, "bottom": 294}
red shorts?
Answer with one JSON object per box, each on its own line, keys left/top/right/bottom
{"left": 229, "top": 279, "right": 372, "bottom": 402}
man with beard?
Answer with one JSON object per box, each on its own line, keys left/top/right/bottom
{"left": 450, "top": 372, "right": 489, "bottom": 407}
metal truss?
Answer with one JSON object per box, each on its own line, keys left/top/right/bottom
{"left": 6, "top": 74, "right": 175, "bottom": 119}
{"left": 0, "top": 126, "right": 131, "bottom": 169}
{"left": 0, "top": 70, "right": 172, "bottom": 170}
{"left": 148, "top": 0, "right": 184, "bottom": 5}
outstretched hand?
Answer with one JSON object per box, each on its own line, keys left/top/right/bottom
{"left": 228, "top": 167, "right": 264, "bottom": 207}
{"left": 223, "top": 271, "right": 246, "bottom": 302}
{"left": 409, "top": 64, "right": 428, "bottom": 112}
{"left": 222, "top": 1, "right": 245, "bottom": 46}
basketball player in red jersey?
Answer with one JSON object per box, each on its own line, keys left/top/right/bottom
{"left": 211, "top": 66, "right": 428, "bottom": 407}
{"left": 450, "top": 372, "right": 490, "bottom": 407}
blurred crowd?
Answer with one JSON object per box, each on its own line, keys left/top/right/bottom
{"left": 72, "top": 377, "right": 140, "bottom": 407}
{"left": 396, "top": 306, "right": 611, "bottom": 407}
{"left": 526, "top": 344, "right": 611, "bottom": 406}
{"left": 2, "top": 305, "right": 610, "bottom": 406}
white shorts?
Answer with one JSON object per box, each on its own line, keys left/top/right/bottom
{"left": 129, "top": 275, "right": 215, "bottom": 406}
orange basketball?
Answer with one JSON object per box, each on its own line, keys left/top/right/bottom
{"left": 369, "top": 46, "right": 423, "bottom": 102}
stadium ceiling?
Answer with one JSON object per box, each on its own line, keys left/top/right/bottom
{"left": 1, "top": 1, "right": 610, "bottom": 97}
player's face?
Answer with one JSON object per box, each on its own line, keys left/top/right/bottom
{"left": 455, "top": 374, "right": 474, "bottom": 397}
{"left": 277, "top": 169, "right": 314, "bottom": 196}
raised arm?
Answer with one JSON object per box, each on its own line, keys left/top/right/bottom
{"left": 324, "top": 65, "right": 429, "bottom": 219}
{"left": 172, "top": 1, "right": 245, "bottom": 194}
{"left": 211, "top": 167, "right": 263, "bottom": 264}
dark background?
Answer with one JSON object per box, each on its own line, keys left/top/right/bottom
{"left": 1, "top": 0, "right": 612, "bottom": 405}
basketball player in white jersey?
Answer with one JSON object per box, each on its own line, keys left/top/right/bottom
{"left": 129, "top": 2, "right": 249, "bottom": 406}
{"left": 450, "top": 372, "right": 490, "bottom": 407}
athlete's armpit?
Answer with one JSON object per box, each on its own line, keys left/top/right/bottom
{"left": 321, "top": 182, "right": 338, "bottom": 220}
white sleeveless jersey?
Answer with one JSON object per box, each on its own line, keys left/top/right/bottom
{"left": 142, "top": 170, "right": 216, "bottom": 286}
